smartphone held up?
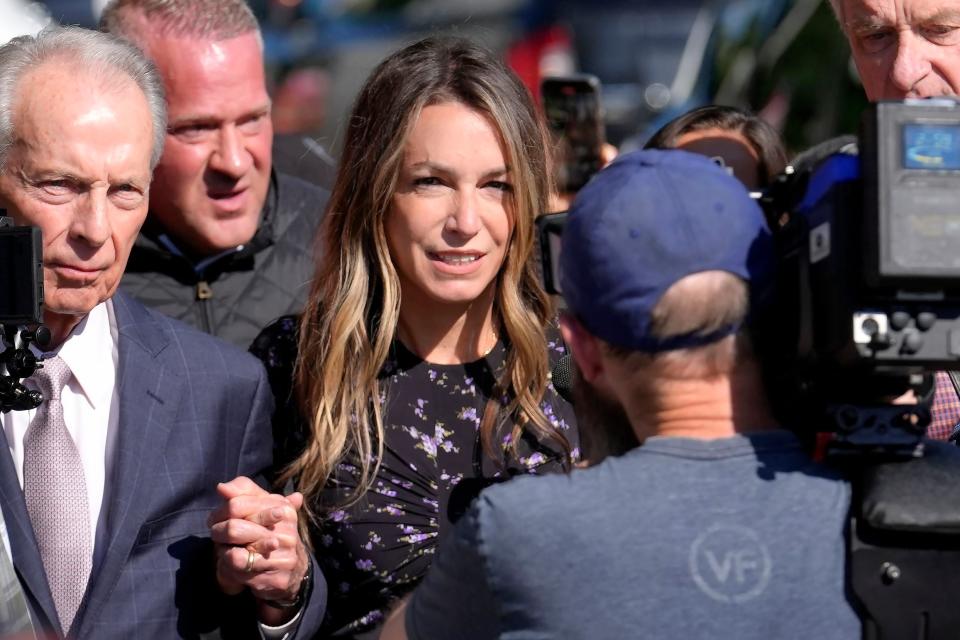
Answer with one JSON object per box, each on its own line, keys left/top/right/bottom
{"left": 541, "top": 74, "right": 606, "bottom": 193}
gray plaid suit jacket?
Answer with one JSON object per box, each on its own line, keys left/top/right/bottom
{"left": 0, "top": 291, "right": 326, "bottom": 638}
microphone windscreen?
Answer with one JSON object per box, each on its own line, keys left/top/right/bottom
{"left": 552, "top": 354, "right": 575, "bottom": 405}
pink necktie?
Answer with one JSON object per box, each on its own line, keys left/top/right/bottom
{"left": 22, "top": 356, "right": 92, "bottom": 633}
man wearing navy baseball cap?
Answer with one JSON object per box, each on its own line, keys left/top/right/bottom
{"left": 381, "top": 150, "right": 860, "bottom": 639}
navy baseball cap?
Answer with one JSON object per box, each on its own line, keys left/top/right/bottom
{"left": 559, "top": 149, "right": 774, "bottom": 352}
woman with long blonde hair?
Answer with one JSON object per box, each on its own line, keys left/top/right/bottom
{"left": 250, "top": 36, "right": 577, "bottom": 636}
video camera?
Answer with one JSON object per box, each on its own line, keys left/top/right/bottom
{"left": 0, "top": 216, "right": 48, "bottom": 412}
{"left": 759, "top": 99, "right": 960, "bottom": 639}
{"left": 748, "top": 98, "right": 960, "bottom": 462}
{"left": 538, "top": 99, "right": 960, "bottom": 639}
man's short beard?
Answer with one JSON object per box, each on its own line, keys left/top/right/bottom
{"left": 571, "top": 361, "right": 639, "bottom": 465}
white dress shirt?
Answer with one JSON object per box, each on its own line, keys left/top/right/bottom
{"left": 2, "top": 300, "right": 119, "bottom": 545}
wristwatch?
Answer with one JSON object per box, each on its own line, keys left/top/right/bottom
{"left": 263, "top": 561, "right": 313, "bottom": 611}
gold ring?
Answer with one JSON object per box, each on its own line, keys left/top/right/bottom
{"left": 244, "top": 548, "right": 257, "bottom": 573}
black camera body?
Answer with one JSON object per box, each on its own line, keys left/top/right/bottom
{"left": 0, "top": 217, "right": 42, "bottom": 325}
{"left": 0, "top": 215, "right": 47, "bottom": 412}
{"left": 778, "top": 99, "right": 960, "bottom": 370}
{"left": 755, "top": 102, "right": 960, "bottom": 637}
{"left": 757, "top": 100, "right": 960, "bottom": 460}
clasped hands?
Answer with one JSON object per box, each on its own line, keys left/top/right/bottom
{"left": 208, "top": 476, "right": 310, "bottom": 626}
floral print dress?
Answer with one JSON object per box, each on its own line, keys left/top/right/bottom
{"left": 250, "top": 317, "right": 578, "bottom": 638}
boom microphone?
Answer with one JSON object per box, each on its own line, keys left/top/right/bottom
{"left": 551, "top": 354, "right": 574, "bottom": 405}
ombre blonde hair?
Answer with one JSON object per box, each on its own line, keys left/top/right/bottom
{"left": 286, "top": 36, "right": 570, "bottom": 519}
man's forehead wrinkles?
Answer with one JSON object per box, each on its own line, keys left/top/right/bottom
{"left": 20, "top": 161, "right": 149, "bottom": 185}
{"left": 15, "top": 127, "right": 151, "bottom": 177}
{"left": 847, "top": 1, "right": 960, "bottom": 27}
{"left": 845, "top": 0, "right": 894, "bottom": 26}
{"left": 925, "top": 7, "right": 960, "bottom": 22}
{"left": 902, "top": 4, "right": 960, "bottom": 24}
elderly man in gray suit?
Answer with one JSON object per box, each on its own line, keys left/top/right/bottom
{"left": 0, "top": 26, "right": 325, "bottom": 639}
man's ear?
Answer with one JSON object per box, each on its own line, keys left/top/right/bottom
{"left": 559, "top": 314, "right": 606, "bottom": 385}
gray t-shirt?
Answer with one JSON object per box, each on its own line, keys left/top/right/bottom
{"left": 406, "top": 430, "right": 861, "bottom": 639}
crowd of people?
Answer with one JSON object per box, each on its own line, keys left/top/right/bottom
{"left": 0, "top": 0, "right": 958, "bottom": 638}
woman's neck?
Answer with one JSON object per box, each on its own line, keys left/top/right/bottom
{"left": 395, "top": 284, "right": 499, "bottom": 365}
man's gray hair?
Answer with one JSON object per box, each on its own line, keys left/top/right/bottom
{"left": 100, "top": 0, "right": 260, "bottom": 43}
{"left": 0, "top": 25, "right": 166, "bottom": 170}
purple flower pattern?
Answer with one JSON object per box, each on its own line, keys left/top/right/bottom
{"left": 252, "top": 320, "right": 577, "bottom": 637}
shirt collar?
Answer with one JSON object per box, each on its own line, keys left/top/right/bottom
{"left": 42, "top": 299, "right": 117, "bottom": 410}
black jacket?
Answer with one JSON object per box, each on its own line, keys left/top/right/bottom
{"left": 120, "top": 171, "right": 328, "bottom": 348}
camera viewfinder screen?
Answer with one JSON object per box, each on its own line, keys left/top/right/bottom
{"left": 902, "top": 124, "right": 960, "bottom": 170}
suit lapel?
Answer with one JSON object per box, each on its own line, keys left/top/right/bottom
{"left": 74, "top": 292, "right": 181, "bottom": 638}
{"left": 0, "top": 429, "right": 60, "bottom": 636}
